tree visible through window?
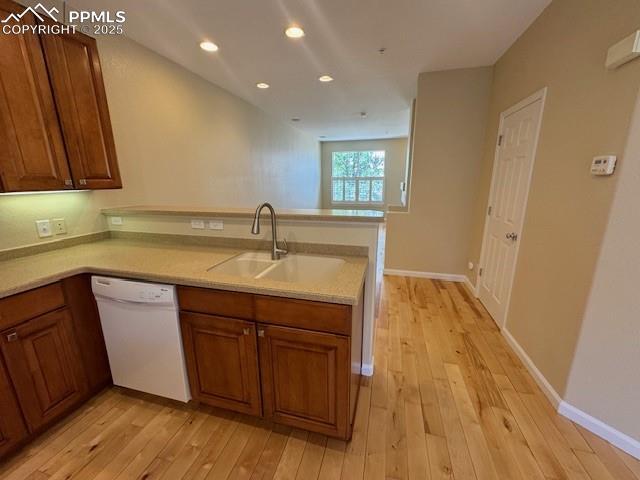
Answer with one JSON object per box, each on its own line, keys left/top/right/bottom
{"left": 331, "top": 150, "right": 385, "bottom": 204}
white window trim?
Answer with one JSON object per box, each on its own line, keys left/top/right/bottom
{"left": 330, "top": 150, "right": 386, "bottom": 205}
{"left": 331, "top": 176, "right": 385, "bottom": 205}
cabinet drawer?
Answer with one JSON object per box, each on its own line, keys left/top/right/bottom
{"left": 255, "top": 296, "right": 351, "bottom": 335}
{"left": 0, "top": 283, "right": 65, "bottom": 331}
{"left": 177, "top": 286, "right": 254, "bottom": 320}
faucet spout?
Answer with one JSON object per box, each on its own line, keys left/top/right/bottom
{"left": 251, "top": 202, "right": 288, "bottom": 260}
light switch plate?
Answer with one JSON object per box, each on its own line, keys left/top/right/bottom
{"left": 591, "top": 155, "right": 617, "bottom": 176}
{"left": 191, "top": 219, "right": 205, "bottom": 229}
{"left": 110, "top": 216, "right": 123, "bottom": 226}
{"left": 208, "top": 220, "right": 224, "bottom": 230}
{"left": 35, "top": 219, "right": 52, "bottom": 238}
{"left": 52, "top": 218, "right": 67, "bottom": 235}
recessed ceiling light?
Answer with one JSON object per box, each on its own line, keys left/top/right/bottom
{"left": 200, "top": 41, "right": 219, "bottom": 52}
{"left": 256, "top": 83, "right": 270, "bottom": 89}
{"left": 318, "top": 75, "right": 333, "bottom": 82}
{"left": 285, "top": 26, "right": 305, "bottom": 38}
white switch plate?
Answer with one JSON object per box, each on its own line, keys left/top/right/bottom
{"left": 591, "top": 155, "right": 617, "bottom": 176}
{"left": 52, "top": 218, "right": 67, "bottom": 235}
{"left": 208, "top": 220, "right": 224, "bottom": 230}
{"left": 35, "top": 219, "right": 52, "bottom": 238}
{"left": 110, "top": 216, "right": 123, "bottom": 226}
{"left": 191, "top": 219, "right": 205, "bottom": 229}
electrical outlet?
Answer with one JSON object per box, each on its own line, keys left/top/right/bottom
{"left": 190, "top": 219, "right": 205, "bottom": 229}
{"left": 35, "top": 219, "right": 52, "bottom": 238}
{"left": 110, "top": 216, "right": 123, "bottom": 226}
{"left": 52, "top": 218, "right": 67, "bottom": 235}
{"left": 208, "top": 220, "right": 224, "bottom": 230}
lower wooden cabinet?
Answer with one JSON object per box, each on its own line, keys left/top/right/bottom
{"left": 180, "top": 312, "right": 262, "bottom": 416}
{"left": 257, "top": 324, "right": 351, "bottom": 439}
{"left": 62, "top": 275, "right": 111, "bottom": 393}
{"left": 0, "top": 308, "right": 88, "bottom": 432}
{"left": 0, "top": 357, "right": 28, "bottom": 458}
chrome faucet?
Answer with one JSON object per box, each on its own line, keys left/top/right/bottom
{"left": 251, "top": 202, "right": 288, "bottom": 260}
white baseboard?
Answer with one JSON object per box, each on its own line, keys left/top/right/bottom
{"left": 501, "top": 328, "right": 563, "bottom": 407}
{"left": 502, "top": 327, "right": 640, "bottom": 460}
{"left": 463, "top": 276, "right": 477, "bottom": 297}
{"left": 383, "top": 269, "right": 466, "bottom": 282}
{"left": 558, "top": 401, "right": 640, "bottom": 459}
{"left": 361, "top": 363, "right": 374, "bottom": 376}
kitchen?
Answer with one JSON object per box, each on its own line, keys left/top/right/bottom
{"left": 1, "top": 0, "right": 640, "bottom": 478}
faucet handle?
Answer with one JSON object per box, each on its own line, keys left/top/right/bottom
{"left": 278, "top": 238, "right": 288, "bottom": 256}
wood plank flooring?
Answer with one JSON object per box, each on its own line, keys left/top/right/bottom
{"left": 1, "top": 275, "right": 638, "bottom": 479}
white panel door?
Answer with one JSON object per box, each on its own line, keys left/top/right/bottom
{"left": 479, "top": 91, "right": 545, "bottom": 327}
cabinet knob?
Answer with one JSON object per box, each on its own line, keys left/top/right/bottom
{"left": 257, "top": 329, "right": 265, "bottom": 337}
{"left": 242, "top": 328, "right": 250, "bottom": 335}
{"left": 6, "top": 332, "right": 18, "bottom": 342}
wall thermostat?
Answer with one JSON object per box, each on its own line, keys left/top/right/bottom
{"left": 591, "top": 155, "right": 617, "bottom": 176}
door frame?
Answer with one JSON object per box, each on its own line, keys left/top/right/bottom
{"left": 476, "top": 87, "right": 547, "bottom": 329}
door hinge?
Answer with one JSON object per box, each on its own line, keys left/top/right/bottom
{"left": 498, "top": 135, "right": 503, "bottom": 146}
{"left": 487, "top": 206, "right": 492, "bottom": 216}
{"left": 479, "top": 268, "right": 483, "bottom": 277}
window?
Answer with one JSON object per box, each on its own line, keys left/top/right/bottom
{"left": 331, "top": 150, "right": 385, "bottom": 204}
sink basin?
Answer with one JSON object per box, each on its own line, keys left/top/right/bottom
{"left": 208, "top": 252, "right": 275, "bottom": 277}
{"left": 257, "top": 254, "right": 345, "bottom": 284}
{"left": 209, "top": 252, "right": 345, "bottom": 284}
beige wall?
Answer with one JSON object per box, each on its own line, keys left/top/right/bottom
{"left": 467, "top": 0, "right": 640, "bottom": 396}
{"left": 385, "top": 67, "right": 493, "bottom": 274}
{"left": 320, "top": 138, "right": 408, "bottom": 210}
{"left": 564, "top": 91, "right": 640, "bottom": 442}
{"left": 0, "top": 34, "right": 320, "bottom": 251}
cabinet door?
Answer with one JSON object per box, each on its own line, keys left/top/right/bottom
{"left": 41, "top": 28, "right": 121, "bottom": 189}
{"left": 258, "top": 324, "right": 351, "bottom": 439}
{"left": 1, "top": 308, "right": 88, "bottom": 432}
{"left": 0, "top": 0, "right": 72, "bottom": 192}
{"left": 180, "top": 312, "right": 261, "bottom": 416}
{"left": 0, "top": 357, "right": 28, "bottom": 459}
{"left": 62, "top": 275, "right": 111, "bottom": 393}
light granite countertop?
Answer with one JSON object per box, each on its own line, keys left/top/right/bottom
{"left": 0, "top": 239, "right": 367, "bottom": 305}
{"left": 101, "top": 205, "right": 385, "bottom": 223}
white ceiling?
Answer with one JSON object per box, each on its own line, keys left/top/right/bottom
{"left": 78, "top": 0, "right": 550, "bottom": 141}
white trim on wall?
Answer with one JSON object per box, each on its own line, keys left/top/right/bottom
{"left": 502, "top": 326, "right": 640, "bottom": 460}
{"left": 361, "top": 363, "right": 374, "bottom": 377}
{"left": 558, "top": 402, "right": 640, "bottom": 459}
{"left": 501, "top": 327, "right": 563, "bottom": 407}
{"left": 383, "top": 269, "right": 466, "bottom": 282}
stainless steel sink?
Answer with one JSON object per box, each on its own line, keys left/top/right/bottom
{"left": 209, "top": 252, "right": 345, "bottom": 284}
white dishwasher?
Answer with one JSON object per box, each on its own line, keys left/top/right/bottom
{"left": 92, "top": 276, "right": 191, "bottom": 402}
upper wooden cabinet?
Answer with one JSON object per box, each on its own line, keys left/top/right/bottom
{"left": 41, "top": 29, "right": 121, "bottom": 189}
{"left": 0, "top": 0, "right": 122, "bottom": 192}
{"left": 0, "top": 0, "right": 72, "bottom": 192}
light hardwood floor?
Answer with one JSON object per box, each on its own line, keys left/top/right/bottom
{"left": 1, "top": 275, "right": 639, "bottom": 480}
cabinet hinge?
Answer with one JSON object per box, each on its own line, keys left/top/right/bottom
{"left": 498, "top": 135, "right": 503, "bottom": 146}
{"left": 479, "top": 268, "right": 483, "bottom": 277}
{"left": 487, "top": 206, "right": 492, "bottom": 216}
